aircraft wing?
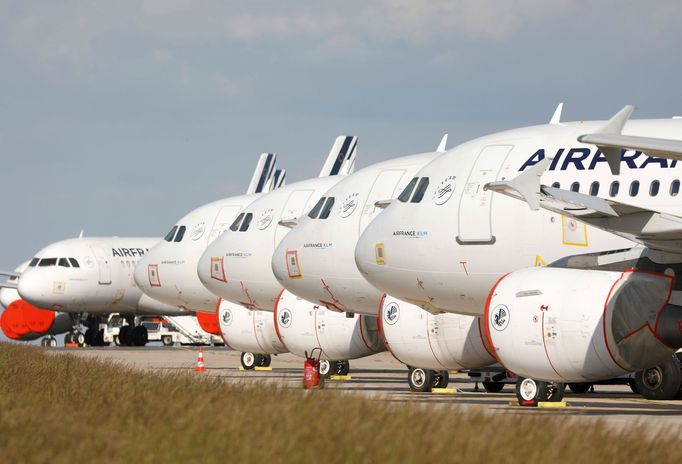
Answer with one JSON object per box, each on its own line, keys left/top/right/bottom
{"left": 486, "top": 158, "right": 682, "bottom": 254}
{"left": 0, "top": 271, "right": 20, "bottom": 278}
{"left": 0, "top": 281, "right": 17, "bottom": 289}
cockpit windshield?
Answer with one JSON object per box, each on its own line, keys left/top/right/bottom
{"left": 38, "top": 258, "right": 58, "bottom": 267}
{"left": 29, "top": 257, "right": 39, "bottom": 267}
{"left": 35, "top": 257, "right": 80, "bottom": 268}
{"left": 164, "top": 226, "right": 178, "bottom": 242}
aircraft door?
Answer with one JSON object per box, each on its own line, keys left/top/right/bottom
{"left": 359, "top": 169, "right": 406, "bottom": 233}
{"left": 275, "top": 190, "right": 314, "bottom": 246}
{"left": 90, "top": 246, "right": 112, "bottom": 285}
{"left": 457, "top": 145, "right": 513, "bottom": 244}
{"left": 207, "top": 205, "right": 242, "bottom": 244}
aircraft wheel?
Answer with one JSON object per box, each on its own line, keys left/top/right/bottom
{"left": 568, "top": 382, "right": 592, "bottom": 394}
{"left": 408, "top": 367, "right": 434, "bottom": 393}
{"left": 482, "top": 381, "right": 505, "bottom": 393}
{"left": 241, "top": 352, "right": 257, "bottom": 370}
{"left": 162, "top": 335, "right": 174, "bottom": 346}
{"left": 515, "top": 377, "right": 550, "bottom": 407}
{"left": 319, "top": 360, "right": 337, "bottom": 378}
{"left": 95, "top": 329, "right": 106, "bottom": 346}
{"left": 256, "top": 354, "right": 271, "bottom": 367}
{"left": 337, "top": 360, "right": 350, "bottom": 376}
{"left": 40, "top": 337, "right": 49, "bottom": 347}
{"left": 84, "top": 328, "right": 95, "bottom": 346}
{"left": 635, "top": 355, "right": 682, "bottom": 400}
{"left": 64, "top": 332, "right": 75, "bottom": 345}
{"left": 433, "top": 370, "right": 449, "bottom": 389}
{"left": 131, "top": 325, "right": 148, "bottom": 347}
{"left": 547, "top": 382, "right": 565, "bottom": 402}
{"left": 73, "top": 331, "right": 86, "bottom": 347}
{"left": 118, "top": 326, "right": 132, "bottom": 346}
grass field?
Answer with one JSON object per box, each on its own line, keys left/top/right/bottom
{"left": 0, "top": 343, "right": 676, "bottom": 463}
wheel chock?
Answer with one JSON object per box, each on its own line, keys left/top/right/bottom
{"left": 432, "top": 387, "right": 458, "bottom": 394}
{"left": 538, "top": 401, "right": 567, "bottom": 408}
{"left": 238, "top": 366, "right": 245, "bottom": 371}
{"left": 329, "top": 374, "right": 352, "bottom": 381}
{"left": 255, "top": 366, "right": 273, "bottom": 371}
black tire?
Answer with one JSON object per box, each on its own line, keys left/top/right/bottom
{"left": 433, "top": 370, "right": 449, "bottom": 389}
{"left": 482, "top": 381, "right": 505, "bottom": 393}
{"left": 241, "top": 352, "right": 257, "bottom": 370}
{"left": 64, "top": 333, "right": 74, "bottom": 345}
{"left": 568, "top": 382, "right": 592, "bottom": 394}
{"left": 337, "top": 360, "right": 350, "bottom": 376}
{"left": 256, "top": 354, "right": 271, "bottom": 367}
{"left": 131, "top": 325, "right": 148, "bottom": 347}
{"left": 84, "top": 328, "right": 95, "bottom": 346}
{"left": 319, "top": 360, "right": 336, "bottom": 378}
{"left": 408, "top": 367, "right": 434, "bottom": 392}
{"left": 635, "top": 355, "right": 682, "bottom": 400}
{"left": 628, "top": 379, "right": 640, "bottom": 395}
{"left": 515, "top": 377, "right": 557, "bottom": 407}
{"left": 162, "top": 335, "right": 173, "bottom": 347}
{"left": 74, "top": 331, "right": 86, "bottom": 347}
{"left": 95, "top": 329, "right": 106, "bottom": 346}
{"left": 118, "top": 326, "right": 132, "bottom": 346}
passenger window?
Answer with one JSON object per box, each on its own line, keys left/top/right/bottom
{"left": 398, "top": 177, "right": 418, "bottom": 203}
{"left": 29, "top": 257, "right": 39, "bottom": 267}
{"left": 239, "top": 213, "right": 253, "bottom": 232}
{"left": 411, "top": 177, "right": 430, "bottom": 203}
{"left": 650, "top": 180, "right": 660, "bottom": 197}
{"left": 58, "top": 258, "right": 70, "bottom": 268}
{"left": 319, "top": 197, "right": 335, "bottom": 219}
{"left": 589, "top": 181, "right": 599, "bottom": 196}
{"left": 164, "top": 226, "right": 178, "bottom": 242}
{"left": 38, "top": 258, "right": 57, "bottom": 267}
{"left": 609, "top": 181, "right": 619, "bottom": 197}
{"left": 671, "top": 180, "right": 680, "bottom": 197}
{"left": 229, "top": 213, "right": 245, "bottom": 232}
{"left": 308, "top": 198, "right": 325, "bottom": 219}
{"left": 570, "top": 182, "right": 580, "bottom": 192}
{"left": 69, "top": 258, "right": 80, "bottom": 268}
{"left": 551, "top": 182, "right": 560, "bottom": 188}
{"left": 630, "top": 180, "right": 640, "bottom": 197}
{"left": 174, "top": 226, "right": 186, "bottom": 242}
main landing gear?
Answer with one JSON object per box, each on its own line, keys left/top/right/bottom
{"left": 40, "top": 336, "right": 58, "bottom": 347}
{"left": 116, "top": 324, "right": 148, "bottom": 347}
{"left": 515, "top": 377, "right": 565, "bottom": 406}
{"left": 407, "top": 367, "right": 450, "bottom": 392}
{"left": 240, "top": 352, "right": 272, "bottom": 370}
{"left": 634, "top": 354, "right": 682, "bottom": 400}
{"left": 319, "top": 360, "right": 350, "bottom": 378}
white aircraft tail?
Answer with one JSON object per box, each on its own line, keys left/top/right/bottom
{"left": 318, "top": 136, "right": 358, "bottom": 177}
{"left": 246, "top": 153, "right": 277, "bottom": 194}
{"left": 272, "top": 169, "right": 286, "bottom": 189}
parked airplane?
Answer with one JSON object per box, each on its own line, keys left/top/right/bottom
{"left": 9, "top": 154, "right": 280, "bottom": 347}
{"left": 354, "top": 105, "right": 682, "bottom": 404}
{"left": 133, "top": 152, "right": 283, "bottom": 335}
{"left": 1, "top": 263, "right": 71, "bottom": 345}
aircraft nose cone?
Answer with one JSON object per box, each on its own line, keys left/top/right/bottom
{"left": 17, "top": 272, "right": 51, "bottom": 308}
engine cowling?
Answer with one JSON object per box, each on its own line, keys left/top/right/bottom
{"left": 380, "top": 295, "right": 495, "bottom": 370}
{"left": 274, "top": 290, "right": 385, "bottom": 360}
{"left": 217, "top": 299, "right": 288, "bottom": 355}
{"left": 485, "top": 267, "right": 682, "bottom": 382}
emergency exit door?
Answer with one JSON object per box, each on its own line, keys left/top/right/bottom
{"left": 457, "top": 145, "right": 513, "bottom": 244}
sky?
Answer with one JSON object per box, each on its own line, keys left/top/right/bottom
{"left": 1, "top": 0, "right": 682, "bottom": 270}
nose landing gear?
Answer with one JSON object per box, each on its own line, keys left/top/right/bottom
{"left": 515, "top": 377, "right": 565, "bottom": 406}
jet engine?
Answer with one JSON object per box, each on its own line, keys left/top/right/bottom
{"left": 485, "top": 267, "right": 682, "bottom": 382}
{"left": 274, "top": 290, "right": 385, "bottom": 360}
{"left": 379, "top": 295, "right": 495, "bottom": 370}
{"left": 217, "top": 299, "right": 287, "bottom": 356}
{"left": 0, "top": 299, "right": 71, "bottom": 341}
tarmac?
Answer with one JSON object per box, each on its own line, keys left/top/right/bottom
{"left": 49, "top": 346, "right": 682, "bottom": 436}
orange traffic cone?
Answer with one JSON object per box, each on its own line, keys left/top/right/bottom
{"left": 195, "top": 347, "right": 206, "bottom": 372}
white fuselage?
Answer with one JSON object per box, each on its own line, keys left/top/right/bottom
{"left": 17, "top": 237, "right": 185, "bottom": 315}
{"left": 355, "top": 119, "right": 682, "bottom": 316}
{"left": 271, "top": 152, "right": 437, "bottom": 315}
{"left": 135, "top": 194, "right": 261, "bottom": 313}
{"left": 198, "top": 176, "right": 347, "bottom": 311}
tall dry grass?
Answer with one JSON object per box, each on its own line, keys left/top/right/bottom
{"left": 0, "top": 343, "right": 676, "bottom": 463}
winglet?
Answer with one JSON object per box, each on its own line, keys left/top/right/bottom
{"left": 578, "top": 105, "right": 635, "bottom": 175}
{"left": 436, "top": 134, "right": 448, "bottom": 152}
{"left": 485, "top": 157, "right": 552, "bottom": 211}
{"left": 549, "top": 103, "right": 563, "bottom": 125}
{"left": 247, "top": 153, "right": 277, "bottom": 194}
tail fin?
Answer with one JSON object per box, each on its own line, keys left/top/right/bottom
{"left": 246, "top": 153, "right": 277, "bottom": 194}
{"left": 272, "top": 169, "right": 286, "bottom": 190}
{"left": 318, "top": 136, "right": 358, "bottom": 177}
